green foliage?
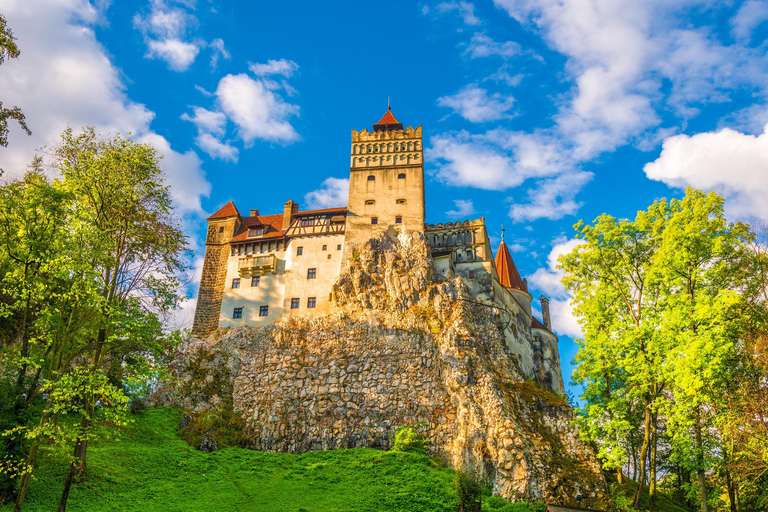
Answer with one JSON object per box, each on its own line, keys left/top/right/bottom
{"left": 0, "top": 14, "right": 30, "bottom": 149}
{"left": 0, "top": 408, "right": 459, "bottom": 512}
{"left": 178, "top": 399, "right": 247, "bottom": 451}
{"left": 481, "top": 496, "right": 545, "bottom": 512}
{"left": 455, "top": 469, "right": 482, "bottom": 512}
{"left": 393, "top": 422, "right": 428, "bottom": 454}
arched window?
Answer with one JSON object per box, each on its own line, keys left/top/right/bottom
{"left": 398, "top": 173, "right": 406, "bottom": 179}
{"left": 365, "top": 199, "right": 375, "bottom": 205}
{"left": 396, "top": 198, "right": 406, "bottom": 204}
{"left": 367, "top": 175, "right": 375, "bottom": 181}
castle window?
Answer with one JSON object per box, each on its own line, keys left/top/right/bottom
{"left": 246, "top": 244, "right": 252, "bottom": 254}
{"left": 327, "top": 254, "right": 332, "bottom": 259}
{"left": 307, "top": 268, "right": 316, "bottom": 279}
{"left": 395, "top": 216, "right": 402, "bottom": 224}
{"left": 396, "top": 199, "right": 406, "bottom": 204}
{"left": 233, "top": 307, "right": 243, "bottom": 319}
{"left": 301, "top": 218, "right": 313, "bottom": 227}
{"left": 367, "top": 175, "right": 375, "bottom": 181}
{"left": 468, "top": 270, "right": 475, "bottom": 280}
{"left": 248, "top": 228, "right": 263, "bottom": 237}
{"left": 232, "top": 278, "right": 240, "bottom": 289}
{"left": 297, "top": 246, "right": 303, "bottom": 256}
{"left": 322, "top": 245, "right": 327, "bottom": 251}
{"left": 365, "top": 200, "right": 375, "bottom": 205}
{"left": 259, "top": 306, "right": 269, "bottom": 317}
{"left": 231, "top": 247, "right": 236, "bottom": 256}
{"left": 371, "top": 217, "right": 378, "bottom": 225}
{"left": 251, "top": 276, "right": 260, "bottom": 287}
{"left": 219, "top": 227, "right": 224, "bottom": 233}
{"left": 290, "top": 298, "right": 299, "bottom": 309}
{"left": 398, "top": 173, "right": 406, "bottom": 179}
{"left": 337, "top": 244, "right": 342, "bottom": 250}
{"left": 467, "top": 249, "right": 473, "bottom": 259}
{"left": 307, "top": 297, "right": 316, "bottom": 308}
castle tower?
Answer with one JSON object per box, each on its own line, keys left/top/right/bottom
{"left": 344, "top": 107, "right": 425, "bottom": 262}
{"left": 494, "top": 231, "right": 533, "bottom": 316}
{"left": 191, "top": 201, "right": 241, "bottom": 338}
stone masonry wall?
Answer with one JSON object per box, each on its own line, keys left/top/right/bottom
{"left": 161, "top": 232, "right": 608, "bottom": 505}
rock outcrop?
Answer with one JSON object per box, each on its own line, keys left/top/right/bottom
{"left": 156, "top": 232, "right": 607, "bottom": 504}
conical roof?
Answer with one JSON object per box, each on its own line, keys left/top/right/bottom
{"left": 207, "top": 200, "right": 240, "bottom": 220}
{"left": 373, "top": 107, "right": 403, "bottom": 132}
{"left": 495, "top": 239, "right": 526, "bottom": 290}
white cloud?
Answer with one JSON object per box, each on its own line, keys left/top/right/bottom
{"left": 464, "top": 33, "right": 520, "bottom": 59}
{"left": 209, "top": 38, "right": 230, "bottom": 68}
{"left": 304, "top": 177, "right": 349, "bottom": 209}
{"left": 731, "top": 0, "right": 768, "bottom": 42}
{"left": 446, "top": 199, "right": 477, "bottom": 219}
{"left": 0, "top": 0, "right": 210, "bottom": 218}
{"left": 508, "top": 171, "right": 592, "bottom": 223}
{"left": 248, "top": 58, "right": 299, "bottom": 78}
{"left": 134, "top": 0, "right": 202, "bottom": 71}
{"left": 146, "top": 38, "right": 200, "bottom": 71}
{"left": 194, "top": 133, "right": 238, "bottom": 162}
{"left": 215, "top": 73, "right": 300, "bottom": 145}
{"left": 644, "top": 124, "right": 768, "bottom": 220}
{"left": 438, "top": 84, "right": 515, "bottom": 123}
{"left": 433, "top": 1, "right": 482, "bottom": 26}
{"left": 527, "top": 238, "right": 585, "bottom": 338}
{"left": 181, "top": 106, "right": 238, "bottom": 162}
{"left": 181, "top": 106, "right": 227, "bottom": 137}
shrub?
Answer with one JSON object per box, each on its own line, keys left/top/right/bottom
{"left": 393, "top": 422, "right": 427, "bottom": 454}
{"left": 455, "top": 469, "right": 482, "bottom": 512}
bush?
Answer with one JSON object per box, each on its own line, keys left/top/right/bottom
{"left": 456, "top": 469, "right": 482, "bottom": 512}
{"left": 393, "top": 422, "right": 427, "bottom": 454}
{"left": 482, "top": 496, "right": 546, "bottom": 512}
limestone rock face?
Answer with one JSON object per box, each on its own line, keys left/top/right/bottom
{"left": 156, "top": 232, "right": 607, "bottom": 504}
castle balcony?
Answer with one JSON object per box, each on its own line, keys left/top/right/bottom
{"left": 238, "top": 254, "right": 276, "bottom": 275}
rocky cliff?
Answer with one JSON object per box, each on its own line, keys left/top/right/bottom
{"left": 156, "top": 232, "right": 607, "bottom": 504}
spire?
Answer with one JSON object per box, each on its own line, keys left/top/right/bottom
{"left": 207, "top": 200, "right": 239, "bottom": 220}
{"left": 495, "top": 236, "right": 526, "bottom": 290}
{"left": 373, "top": 101, "right": 403, "bottom": 132}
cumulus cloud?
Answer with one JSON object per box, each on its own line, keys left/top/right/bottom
{"left": 181, "top": 106, "right": 238, "bottom": 161}
{"left": 430, "top": 1, "right": 482, "bottom": 26}
{"left": 731, "top": 0, "right": 768, "bottom": 42}
{"left": 209, "top": 38, "right": 231, "bottom": 69}
{"left": 248, "top": 58, "right": 299, "bottom": 78}
{"left": 508, "top": 171, "right": 592, "bottom": 223}
{"left": 0, "top": 0, "right": 210, "bottom": 218}
{"left": 438, "top": 84, "right": 515, "bottom": 123}
{"left": 527, "top": 238, "right": 585, "bottom": 338}
{"left": 216, "top": 73, "right": 300, "bottom": 145}
{"left": 304, "top": 177, "right": 349, "bottom": 209}
{"left": 446, "top": 199, "right": 477, "bottom": 219}
{"left": 134, "top": 0, "right": 202, "bottom": 71}
{"left": 644, "top": 124, "right": 768, "bottom": 220}
{"left": 464, "top": 33, "right": 521, "bottom": 59}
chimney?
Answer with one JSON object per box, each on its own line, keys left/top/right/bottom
{"left": 250, "top": 209, "right": 259, "bottom": 217}
{"left": 540, "top": 295, "right": 551, "bottom": 330}
{"left": 283, "top": 199, "right": 295, "bottom": 229}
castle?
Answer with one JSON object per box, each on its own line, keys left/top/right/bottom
{"left": 191, "top": 108, "right": 565, "bottom": 393}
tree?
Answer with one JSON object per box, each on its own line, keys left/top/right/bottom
{"left": 0, "top": 14, "right": 30, "bottom": 148}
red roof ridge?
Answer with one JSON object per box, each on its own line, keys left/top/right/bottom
{"left": 376, "top": 110, "right": 399, "bottom": 125}
{"left": 207, "top": 200, "right": 239, "bottom": 220}
{"left": 297, "top": 207, "right": 348, "bottom": 215}
{"left": 495, "top": 240, "right": 526, "bottom": 290}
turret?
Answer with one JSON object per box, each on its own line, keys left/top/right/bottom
{"left": 494, "top": 229, "right": 532, "bottom": 316}
{"left": 540, "top": 295, "right": 551, "bottom": 330}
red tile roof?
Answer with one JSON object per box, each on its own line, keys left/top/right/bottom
{"left": 207, "top": 200, "right": 239, "bottom": 220}
{"left": 231, "top": 214, "right": 285, "bottom": 243}
{"left": 495, "top": 240, "right": 526, "bottom": 290}
{"left": 531, "top": 316, "right": 554, "bottom": 336}
{"left": 376, "top": 109, "right": 399, "bottom": 125}
{"left": 297, "top": 207, "right": 348, "bottom": 215}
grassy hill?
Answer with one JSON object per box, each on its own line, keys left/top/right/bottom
{"left": 0, "top": 408, "right": 464, "bottom": 512}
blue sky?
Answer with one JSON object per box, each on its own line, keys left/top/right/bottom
{"left": 2, "top": 0, "right": 768, "bottom": 394}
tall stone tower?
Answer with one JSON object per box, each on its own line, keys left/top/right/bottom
{"left": 344, "top": 107, "right": 425, "bottom": 262}
{"left": 191, "top": 201, "right": 241, "bottom": 338}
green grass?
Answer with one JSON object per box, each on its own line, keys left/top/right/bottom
{"left": 4, "top": 408, "right": 460, "bottom": 512}
{"left": 610, "top": 477, "right": 692, "bottom": 512}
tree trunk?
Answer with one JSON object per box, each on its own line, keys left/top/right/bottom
{"left": 693, "top": 408, "right": 709, "bottom": 512}
{"left": 649, "top": 411, "right": 658, "bottom": 504}
{"left": 13, "top": 408, "right": 52, "bottom": 512}
{"left": 56, "top": 433, "right": 86, "bottom": 512}
{"left": 633, "top": 402, "right": 652, "bottom": 508}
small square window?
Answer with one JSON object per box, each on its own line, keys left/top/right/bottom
{"left": 251, "top": 276, "right": 260, "bottom": 287}
{"left": 307, "top": 268, "right": 316, "bottom": 279}
{"left": 307, "top": 297, "right": 316, "bottom": 308}
{"left": 367, "top": 175, "right": 375, "bottom": 181}
{"left": 301, "top": 219, "right": 313, "bottom": 227}
{"left": 322, "top": 245, "right": 327, "bottom": 251}
{"left": 219, "top": 226, "right": 224, "bottom": 233}
{"left": 297, "top": 246, "right": 303, "bottom": 256}
{"left": 259, "top": 305, "right": 269, "bottom": 317}
{"left": 290, "top": 298, "right": 300, "bottom": 309}
{"left": 371, "top": 217, "right": 378, "bottom": 225}
{"left": 337, "top": 244, "right": 342, "bottom": 250}
{"left": 231, "top": 278, "right": 240, "bottom": 289}
{"left": 233, "top": 307, "right": 243, "bottom": 319}
{"left": 395, "top": 216, "right": 402, "bottom": 224}
{"left": 468, "top": 270, "right": 475, "bottom": 280}
{"left": 327, "top": 254, "right": 332, "bottom": 260}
